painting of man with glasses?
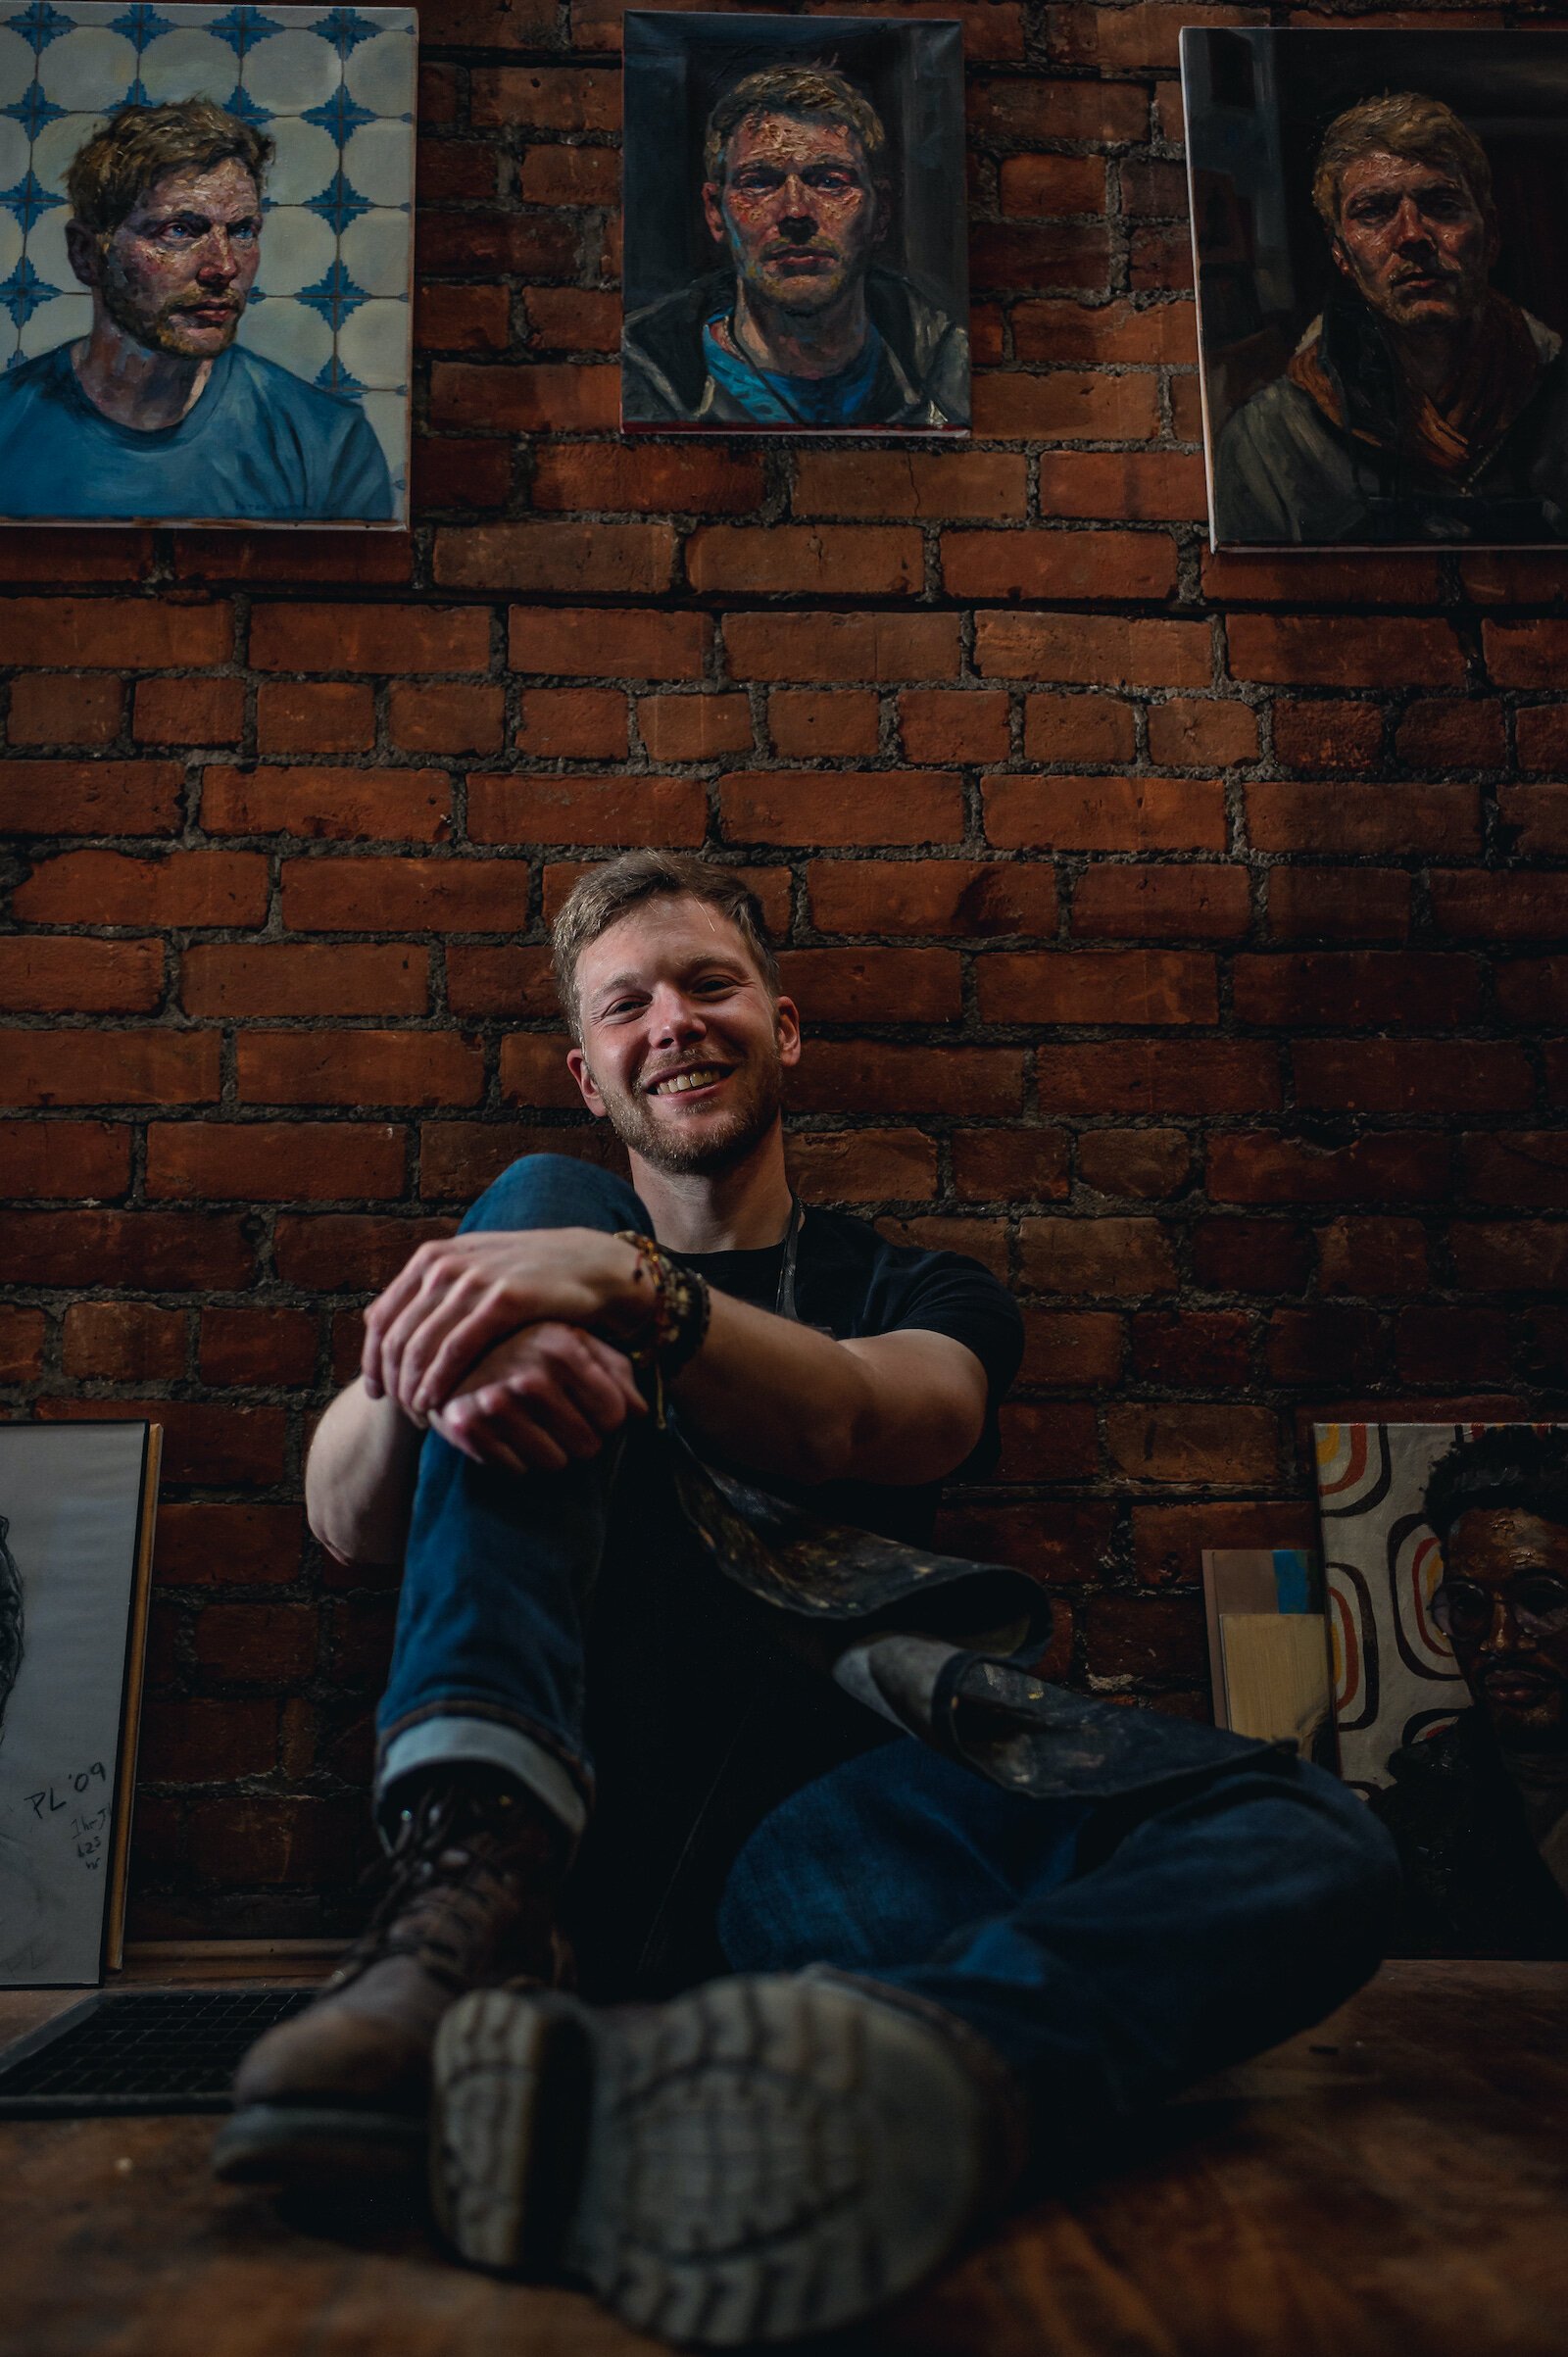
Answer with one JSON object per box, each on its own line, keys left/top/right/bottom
{"left": 1315, "top": 1421, "right": 1568, "bottom": 1957}
{"left": 1373, "top": 1429, "right": 1568, "bottom": 1956}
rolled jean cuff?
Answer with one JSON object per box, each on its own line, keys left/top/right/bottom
{"left": 377, "top": 1712, "right": 589, "bottom": 1844}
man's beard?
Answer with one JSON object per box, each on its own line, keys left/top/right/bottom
{"left": 1346, "top": 252, "right": 1485, "bottom": 338}
{"left": 744, "top": 255, "right": 853, "bottom": 314}
{"left": 1380, "top": 282, "right": 1471, "bottom": 331}
{"left": 1474, "top": 1661, "right": 1568, "bottom": 1751}
{"left": 102, "top": 259, "right": 241, "bottom": 358}
{"left": 595, "top": 1048, "right": 784, "bottom": 1177}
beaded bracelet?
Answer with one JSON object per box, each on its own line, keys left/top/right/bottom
{"left": 614, "top": 1231, "right": 711, "bottom": 1383}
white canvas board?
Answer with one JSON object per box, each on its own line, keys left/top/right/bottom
{"left": 0, "top": 1423, "right": 150, "bottom": 1986}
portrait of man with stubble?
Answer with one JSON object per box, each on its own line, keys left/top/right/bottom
{"left": 622, "top": 18, "right": 968, "bottom": 434}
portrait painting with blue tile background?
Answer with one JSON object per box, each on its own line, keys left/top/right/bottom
{"left": 0, "top": 1, "right": 414, "bottom": 523}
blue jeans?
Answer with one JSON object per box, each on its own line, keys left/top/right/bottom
{"left": 378, "top": 1153, "right": 651, "bottom": 1840}
{"left": 719, "top": 1736, "right": 1396, "bottom": 2126}
{"left": 377, "top": 1154, "right": 1398, "bottom": 2117}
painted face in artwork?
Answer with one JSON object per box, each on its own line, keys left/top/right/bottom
{"left": 703, "top": 110, "right": 881, "bottom": 316}
{"left": 1331, "top": 148, "right": 1496, "bottom": 335}
{"left": 567, "top": 895, "right": 801, "bottom": 1179}
{"left": 1435, "top": 1508, "right": 1568, "bottom": 1750}
{"left": 79, "top": 157, "right": 263, "bottom": 359}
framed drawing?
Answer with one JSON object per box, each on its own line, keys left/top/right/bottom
{"left": 0, "top": 1422, "right": 160, "bottom": 1988}
{"left": 0, "top": 0, "right": 415, "bottom": 525}
{"left": 1183, "top": 28, "right": 1568, "bottom": 548}
{"left": 621, "top": 10, "right": 968, "bottom": 433}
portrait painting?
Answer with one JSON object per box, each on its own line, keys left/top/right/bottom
{"left": 1183, "top": 29, "right": 1568, "bottom": 548}
{"left": 0, "top": 0, "right": 415, "bottom": 526}
{"left": 0, "top": 1423, "right": 159, "bottom": 1988}
{"left": 1315, "top": 1422, "right": 1568, "bottom": 1958}
{"left": 621, "top": 11, "right": 968, "bottom": 434}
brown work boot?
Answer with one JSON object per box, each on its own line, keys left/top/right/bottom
{"left": 213, "top": 1772, "right": 568, "bottom": 2190}
{"left": 430, "top": 1967, "right": 1028, "bottom": 2343}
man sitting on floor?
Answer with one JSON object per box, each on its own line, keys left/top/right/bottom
{"left": 219, "top": 851, "right": 1397, "bottom": 2345}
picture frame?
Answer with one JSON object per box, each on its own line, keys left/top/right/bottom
{"left": 0, "top": 1422, "right": 161, "bottom": 1988}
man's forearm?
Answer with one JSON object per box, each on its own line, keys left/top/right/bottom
{"left": 670, "top": 1293, "right": 985, "bottom": 1489}
{"left": 347, "top": 1222, "right": 985, "bottom": 1497}
{"left": 306, "top": 1377, "right": 424, "bottom": 1566}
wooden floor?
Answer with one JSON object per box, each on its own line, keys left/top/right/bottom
{"left": 1, "top": 1960, "right": 1564, "bottom": 2357}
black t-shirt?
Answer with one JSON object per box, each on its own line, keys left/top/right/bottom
{"left": 674, "top": 1203, "right": 1023, "bottom": 1546}
{"left": 574, "top": 1207, "right": 1021, "bottom": 1997}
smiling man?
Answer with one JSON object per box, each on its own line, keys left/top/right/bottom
{"left": 622, "top": 63, "right": 967, "bottom": 427}
{"left": 1213, "top": 91, "right": 1568, "bottom": 542}
{"left": 218, "top": 853, "right": 1394, "bottom": 2343}
{"left": 1373, "top": 1427, "right": 1568, "bottom": 1957}
{"left": 0, "top": 101, "right": 393, "bottom": 521}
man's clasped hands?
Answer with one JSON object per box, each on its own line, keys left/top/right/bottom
{"left": 359, "top": 1228, "right": 650, "bottom": 1479}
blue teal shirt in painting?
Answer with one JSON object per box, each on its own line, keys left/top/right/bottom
{"left": 0, "top": 342, "right": 394, "bottom": 521}
{"left": 700, "top": 311, "right": 887, "bottom": 427}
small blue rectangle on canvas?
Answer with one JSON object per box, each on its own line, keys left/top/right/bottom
{"left": 1271, "top": 1549, "right": 1316, "bottom": 1614}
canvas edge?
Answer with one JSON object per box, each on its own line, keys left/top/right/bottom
{"left": 104, "top": 1423, "right": 161, "bottom": 1980}
{"left": 1178, "top": 27, "right": 1224, "bottom": 558}
{"left": 1199, "top": 1546, "right": 1231, "bottom": 1730}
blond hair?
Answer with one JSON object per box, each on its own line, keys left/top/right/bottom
{"left": 1311, "top": 91, "right": 1492, "bottom": 237}
{"left": 704, "top": 63, "right": 887, "bottom": 188}
{"left": 68, "top": 100, "right": 273, "bottom": 234}
{"left": 550, "top": 851, "right": 781, "bottom": 1040}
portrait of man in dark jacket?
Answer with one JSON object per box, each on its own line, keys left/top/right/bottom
{"left": 622, "top": 61, "right": 968, "bottom": 431}
{"left": 1213, "top": 91, "right": 1568, "bottom": 543}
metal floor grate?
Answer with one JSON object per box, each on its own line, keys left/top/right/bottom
{"left": 0, "top": 1987, "right": 316, "bottom": 2117}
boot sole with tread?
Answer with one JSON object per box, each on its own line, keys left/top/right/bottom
{"left": 429, "top": 1973, "right": 992, "bottom": 2346}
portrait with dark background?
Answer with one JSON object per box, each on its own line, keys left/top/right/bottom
{"left": 621, "top": 11, "right": 967, "bottom": 434}
{"left": 1183, "top": 30, "right": 1568, "bottom": 547}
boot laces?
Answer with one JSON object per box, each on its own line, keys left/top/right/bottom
{"left": 327, "top": 1782, "right": 553, "bottom": 1995}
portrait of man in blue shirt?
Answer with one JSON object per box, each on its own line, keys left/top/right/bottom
{"left": 0, "top": 98, "right": 394, "bottom": 524}
{"left": 622, "top": 64, "right": 968, "bottom": 431}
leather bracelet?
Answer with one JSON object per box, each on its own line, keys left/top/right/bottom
{"left": 614, "top": 1231, "right": 711, "bottom": 1381}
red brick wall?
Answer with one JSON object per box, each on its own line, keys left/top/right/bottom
{"left": 2, "top": 0, "right": 1563, "bottom": 1936}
